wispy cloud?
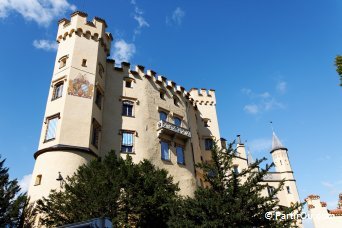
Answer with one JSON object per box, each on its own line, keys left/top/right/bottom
{"left": 321, "top": 180, "right": 342, "bottom": 197}
{"left": 248, "top": 138, "right": 272, "bottom": 153}
{"left": 242, "top": 81, "right": 287, "bottom": 115}
{"left": 0, "top": 0, "right": 76, "bottom": 26}
{"left": 130, "top": 0, "right": 149, "bottom": 39}
{"left": 112, "top": 39, "right": 136, "bottom": 63}
{"left": 33, "top": 39, "right": 58, "bottom": 51}
{"left": 19, "top": 174, "right": 32, "bottom": 193}
{"left": 276, "top": 81, "right": 287, "bottom": 94}
{"left": 166, "top": 7, "right": 185, "bottom": 26}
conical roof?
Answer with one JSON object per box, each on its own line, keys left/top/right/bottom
{"left": 272, "top": 131, "right": 285, "bottom": 151}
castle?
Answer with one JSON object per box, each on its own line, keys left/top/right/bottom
{"left": 27, "top": 11, "right": 301, "bottom": 212}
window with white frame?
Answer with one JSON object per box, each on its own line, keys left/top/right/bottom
{"left": 176, "top": 146, "right": 185, "bottom": 165}
{"left": 45, "top": 115, "right": 59, "bottom": 142}
{"left": 121, "top": 131, "right": 134, "bottom": 153}
{"left": 52, "top": 82, "right": 64, "bottom": 100}
{"left": 122, "top": 101, "right": 134, "bottom": 117}
{"left": 160, "top": 141, "right": 170, "bottom": 161}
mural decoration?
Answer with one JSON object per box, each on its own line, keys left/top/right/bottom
{"left": 68, "top": 73, "right": 94, "bottom": 99}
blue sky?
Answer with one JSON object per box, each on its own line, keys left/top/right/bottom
{"left": 0, "top": 0, "right": 341, "bottom": 226}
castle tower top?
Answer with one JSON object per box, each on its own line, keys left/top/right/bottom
{"left": 56, "top": 11, "right": 113, "bottom": 56}
{"left": 271, "top": 131, "right": 286, "bottom": 152}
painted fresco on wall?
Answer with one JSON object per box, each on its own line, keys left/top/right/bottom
{"left": 68, "top": 73, "right": 94, "bottom": 99}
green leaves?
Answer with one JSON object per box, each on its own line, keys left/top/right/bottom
{"left": 334, "top": 55, "right": 342, "bottom": 86}
{"left": 0, "top": 155, "right": 27, "bottom": 227}
{"left": 35, "top": 151, "right": 179, "bottom": 227}
{"left": 168, "top": 141, "right": 303, "bottom": 227}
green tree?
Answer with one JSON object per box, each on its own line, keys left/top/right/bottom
{"left": 334, "top": 55, "right": 342, "bottom": 86}
{"left": 35, "top": 151, "right": 179, "bottom": 227}
{"left": 168, "top": 142, "right": 303, "bottom": 228}
{"left": 0, "top": 155, "right": 27, "bottom": 227}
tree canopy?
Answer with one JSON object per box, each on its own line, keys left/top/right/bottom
{"left": 334, "top": 55, "right": 342, "bottom": 86}
{"left": 0, "top": 155, "right": 27, "bottom": 227}
{"left": 168, "top": 142, "right": 303, "bottom": 227}
{"left": 35, "top": 151, "right": 179, "bottom": 227}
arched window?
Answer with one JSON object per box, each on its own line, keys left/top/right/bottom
{"left": 52, "top": 82, "right": 64, "bottom": 100}
{"left": 174, "top": 117, "right": 182, "bottom": 126}
{"left": 122, "top": 101, "right": 134, "bottom": 117}
{"left": 159, "top": 111, "right": 167, "bottom": 122}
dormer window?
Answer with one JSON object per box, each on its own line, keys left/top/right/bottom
{"left": 58, "top": 55, "right": 68, "bottom": 69}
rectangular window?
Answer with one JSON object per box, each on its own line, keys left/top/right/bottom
{"left": 125, "top": 80, "right": 132, "bottom": 88}
{"left": 52, "top": 82, "right": 64, "bottom": 100}
{"left": 159, "top": 111, "right": 167, "bottom": 122}
{"left": 82, "top": 59, "right": 87, "bottom": 67}
{"left": 176, "top": 146, "right": 185, "bottom": 165}
{"left": 205, "top": 138, "right": 213, "bottom": 150}
{"left": 92, "top": 121, "right": 101, "bottom": 148}
{"left": 267, "top": 186, "right": 275, "bottom": 197}
{"left": 45, "top": 116, "right": 58, "bottom": 141}
{"left": 34, "top": 175, "right": 42, "bottom": 186}
{"left": 122, "top": 101, "right": 133, "bottom": 117}
{"left": 233, "top": 165, "right": 239, "bottom": 174}
{"left": 161, "top": 141, "right": 170, "bottom": 161}
{"left": 121, "top": 132, "right": 134, "bottom": 153}
{"left": 286, "top": 186, "right": 291, "bottom": 194}
{"left": 95, "top": 89, "right": 103, "bottom": 109}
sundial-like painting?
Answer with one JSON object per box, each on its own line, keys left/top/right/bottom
{"left": 68, "top": 73, "right": 94, "bottom": 99}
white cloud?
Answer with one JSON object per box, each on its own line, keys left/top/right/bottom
{"left": 321, "top": 180, "right": 342, "bottom": 196}
{"left": 166, "top": 7, "right": 185, "bottom": 26}
{"left": 241, "top": 87, "right": 285, "bottom": 115}
{"left": 130, "top": 0, "right": 149, "bottom": 39}
{"left": 0, "top": 0, "right": 76, "bottom": 26}
{"left": 33, "top": 39, "right": 58, "bottom": 51}
{"left": 112, "top": 39, "right": 136, "bottom": 63}
{"left": 18, "top": 174, "right": 32, "bottom": 193}
{"left": 276, "top": 81, "right": 287, "bottom": 94}
{"left": 244, "top": 104, "right": 259, "bottom": 114}
{"left": 248, "top": 138, "right": 272, "bottom": 153}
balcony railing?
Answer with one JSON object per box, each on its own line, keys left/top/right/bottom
{"left": 157, "top": 120, "right": 191, "bottom": 138}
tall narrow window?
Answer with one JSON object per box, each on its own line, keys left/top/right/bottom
{"left": 45, "top": 116, "right": 59, "bottom": 142}
{"left": 92, "top": 120, "right": 101, "bottom": 148}
{"left": 161, "top": 141, "right": 170, "bottom": 161}
{"left": 233, "top": 165, "right": 239, "bottom": 174}
{"left": 267, "top": 186, "right": 275, "bottom": 197}
{"left": 121, "top": 131, "right": 134, "bottom": 153}
{"left": 160, "top": 90, "right": 165, "bottom": 99}
{"left": 159, "top": 111, "right": 167, "bottom": 122}
{"left": 122, "top": 101, "right": 133, "bottom": 117}
{"left": 82, "top": 59, "right": 87, "bottom": 67}
{"left": 125, "top": 80, "right": 132, "bottom": 88}
{"left": 204, "top": 120, "right": 209, "bottom": 127}
{"left": 95, "top": 89, "right": 103, "bottom": 109}
{"left": 34, "top": 175, "right": 42, "bottom": 186}
{"left": 173, "top": 96, "right": 179, "bottom": 106}
{"left": 176, "top": 146, "right": 185, "bottom": 165}
{"left": 52, "top": 82, "right": 64, "bottom": 100}
{"left": 286, "top": 186, "right": 291, "bottom": 194}
{"left": 205, "top": 138, "right": 213, "bottom": 150}
{"left": 174, "top": 117, "right": 182, "bottom": 127}
{"left": 98, "top": 63, "right": 104, "bottom": 78}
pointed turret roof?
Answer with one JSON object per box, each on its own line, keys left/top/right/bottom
{"left": 247, "top": 151, "right": 254, "bottom": 165}
{"left": 272, "top": 131, "right": 286, "bottom": 151}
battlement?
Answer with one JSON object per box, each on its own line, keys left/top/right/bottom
{"left": 106, "top": 59, "right": 216, "bottom": 106}
{"left": 57, "top": 11, "right": 112, "bottom": 56}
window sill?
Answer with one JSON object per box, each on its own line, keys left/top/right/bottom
{"left": 177, "top": 162, "right": 186, "bottom": 166}
{"left": 44, "top": 138, "right": 55, "bottom": 143}
{"left": 51, "top": 97, "right": 62, "bottom": 101}
{"left": 120, "top": 151, "right": 135, "bottom": 154}
{"left": 161, "top": 158, "right": 171, "bottom": 162}
{"left": 122, "top": 115, "right": 135, "bottom": 118}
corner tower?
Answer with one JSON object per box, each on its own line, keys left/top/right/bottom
{"left": 28, "top": 11, "right": 113, "bottom": 202}
{"left": 270, "top": 132, "right": 300, "bottom": 207}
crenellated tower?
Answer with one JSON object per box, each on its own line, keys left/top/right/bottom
{"left": 28, "top": 11, "right": 112, "bottom": 202}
